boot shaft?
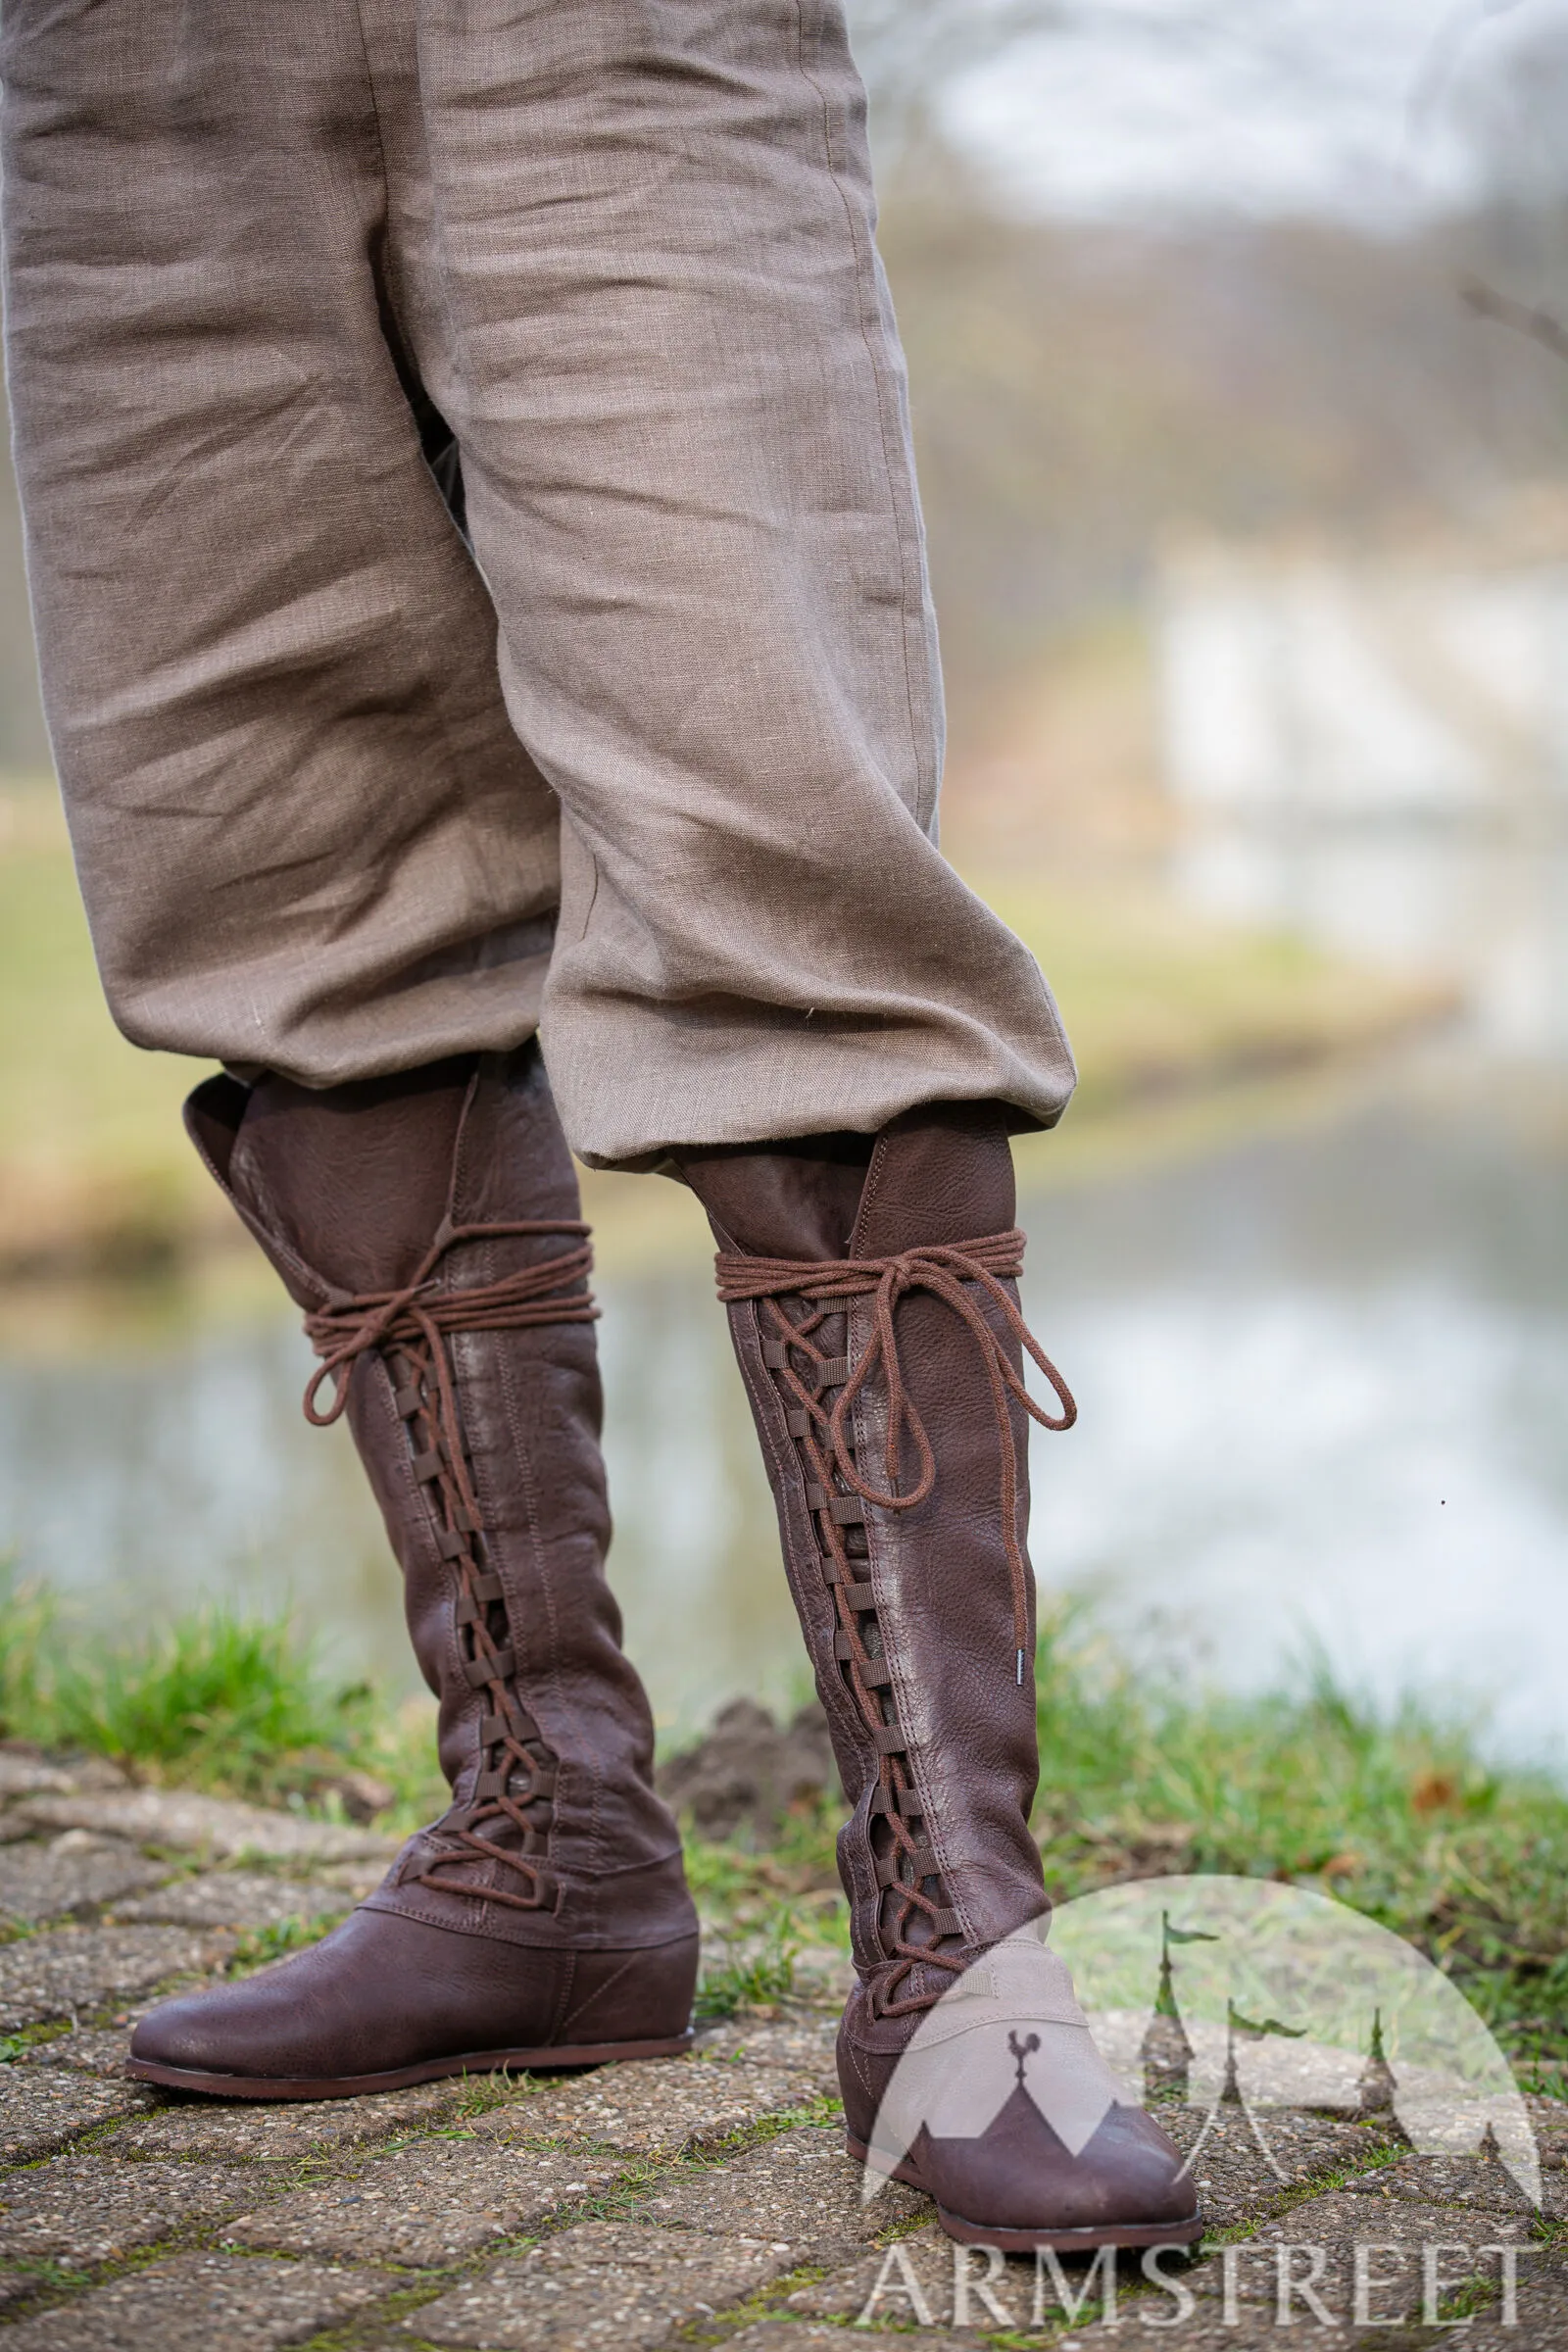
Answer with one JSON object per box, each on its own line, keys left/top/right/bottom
{"left": 187, "top": 1047, "right": 693, "bottom": 1953}
{"left": 679, "top": 1107, "right": 1072, "bottom": 2008}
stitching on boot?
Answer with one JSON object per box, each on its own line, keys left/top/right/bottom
{"left": 559, "top": 1949, "right": 639, "bottom": 2038}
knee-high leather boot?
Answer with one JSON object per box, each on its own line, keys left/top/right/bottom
{"left": 129, "top": 1046, "right": 698, "bottom": 2097}
{"left": 677, "top": 1107, "right": 1200, "bottom": 2249}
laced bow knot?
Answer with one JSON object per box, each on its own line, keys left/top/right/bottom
{"left": 300, "top": 1217, "right": 598, "bottom": 1430}
{"left": 715, "top": 1230, "right": 1076, "bottom": 1666}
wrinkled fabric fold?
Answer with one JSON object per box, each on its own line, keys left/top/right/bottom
{"left": 1, "top": 0, "right": 1076, "bottom": 1160}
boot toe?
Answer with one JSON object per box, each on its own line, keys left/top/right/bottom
{"left": 130, "top": 1975, "right": 308, "bottom": 2082}
{"left": 922, "top": 2096, "right": 1199, "bottom": 2238}
{"left": 129, "top": 1941, "right": 363, "bottom": 2083}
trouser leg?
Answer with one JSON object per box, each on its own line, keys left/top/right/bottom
{"left": 414, "top": 0, "right": 1075, "bottom": 1162}
{"left": 0, "top": 0, "right": 558, "bottom": 1083}
{"left": 4, "top": 0, "right": 1075, "bottom": 1152}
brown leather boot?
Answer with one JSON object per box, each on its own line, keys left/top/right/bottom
{"left": 129, "top": 1048, "right": 698, "bottom": 2098}
{"left": 677, "top": 1108, "right": 1200, "bottom": 2250}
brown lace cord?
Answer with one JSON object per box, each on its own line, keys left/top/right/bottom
{"left": 716, "top": 1231, "right": 1076, "bottom": 2012}
{"left": 302, "top": 1217, "right": 598, "bottom": 1914}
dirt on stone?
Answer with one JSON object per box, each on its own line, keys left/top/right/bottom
{"left": 657, "top": 1697, "right": 841, "bottom": 1840}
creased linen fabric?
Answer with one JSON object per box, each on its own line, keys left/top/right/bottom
{"left": 1, "top": 0, "right": 1076, "bottom": 1163}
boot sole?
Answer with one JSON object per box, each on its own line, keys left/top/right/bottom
{"left": 846, "top": 2133, "right": 1203, "bottom": 2253}
{"left": 126, "top": 2030, "right": 695, "bottom": 2101}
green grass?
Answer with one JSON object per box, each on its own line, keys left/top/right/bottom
{"left": 0, "top": 1571, "right": 378, "bottom": 1808}
{"left": 694, "top": 1911, "right": 804, "bottom": 2020}
{"left": 0, "top": 1560, "right": 1563, "bottom": 2068}
{"left": 1025, "top": 1606, "right": 1568, "bottom": 2066}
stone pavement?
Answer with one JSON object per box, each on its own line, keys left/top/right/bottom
{"left": 0, "top": 1766, "right": 1558, "bottom": 2347}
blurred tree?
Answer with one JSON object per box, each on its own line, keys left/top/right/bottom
{"left": 847, "top": 0, "right": 1062, "bottom": 160}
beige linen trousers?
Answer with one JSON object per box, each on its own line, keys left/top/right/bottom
{"left": 1, "top": 0, "right": 1075, "bottom": 1166}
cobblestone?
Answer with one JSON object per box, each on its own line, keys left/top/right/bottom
{"left": 313, "top": 1860, "right": 396, "bottom": 1899}
{"left": 694, "top": 2014, "right": 840, "bottom": 2085}
{"left": 784, "top": 2230, "right": 957, "bottom": 2327}
{"left": 0, "top": 2153, "right": 257, "bottom": 2264}
{"left": 21, "top": 2025, "right": 140, "bottom": 2079}
{"left": 1188, "top": 2189, "right": 1534, "bottom": 2317}
{"left": 1343, "top": 2147, "right": 1563, "bottom": 2217}
{"left": 727, "top": 2326, "right": 973, "bottom": 2352}
{"left": 0, "top": 1756, "right": 84, "bottom": 1800}
{"left": 1526, "top": 2091, "right": 1568, "bottom": 2168}
{"left": 1463, "top": 2258, "right": 1568, "bottom": 2350}
{"left": 112, "top": 2076, "right": 474, "bottom": 2161}
{"left": 108, "top": 1872, "right": 350, "bottom": 1930}
{"left": 228, "top": 2138, "right": 629, "bottom": 2266}
{"left": 0, "top": 2066, "right": 153, "bottom": 2162}
{"left": 468, "top": 2052, "right": 827, "bottom": 2158}
{"left": 0, "top": 1838, "right": 171, "bottom": 1926}
{"left": 0, "top": 1988, "right": 1546, "bottom": 2347}
{"left": 633, "top": 2124, "right": 929, "bottom": 2250}
{"left": 1062, "top": 2314, "right": 1364, "bottom": 2351}
{"left": 13, "top": 1790, "right": 399, "bottom": 1865}
{"left": 0, "top": 2252, "right": 390, "bottom": 2349}
{"left": 413, "top": 2220, "right": 801, "bottom": 2349}
{"left": 1160, "top": 2102, "right": 1398, "bottom": 2231}
{"left": 0, "top": 1926, "right": 234, "bottom": 2030}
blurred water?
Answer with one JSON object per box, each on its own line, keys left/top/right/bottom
{"left": 1024, "top": 1076, "right": 1568, "bottom": 1762}
{"left": 0, "top": 1063, "right": 1564, "bottom": 1760}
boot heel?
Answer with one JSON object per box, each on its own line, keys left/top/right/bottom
{"left": 557, "top": 1931, "right": 702, "bottom": 2048}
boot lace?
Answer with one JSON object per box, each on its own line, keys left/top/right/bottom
{"left": 302, "top": 1216, "right": 597, "bottom": 1914}
{"left": 716, "top": 1230, "right": 1074, "bottom": 2011}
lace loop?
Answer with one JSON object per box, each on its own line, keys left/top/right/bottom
{"left": 302, "top": 1219, "right": 597, "bottom": 1429}
{"left": 716, "top": 1230, "right": 1075, "bottom": 1660}
{"left": 719, "top": 1226, "right": 1075, "bottom": 2013}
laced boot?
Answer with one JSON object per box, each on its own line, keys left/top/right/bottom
{"left": 129, "top": 1046, "right": 698, "bottom": 2098}
{"left": 676, "top": 1107, "right": 1200, "bottom": 2250}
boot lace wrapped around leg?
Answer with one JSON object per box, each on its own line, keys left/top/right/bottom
{"left": 717, "top": 1231, "right": 1075, "bottom": 2013}
{"left": 301, "top": 1216, "right": 597, "bottom": 1915}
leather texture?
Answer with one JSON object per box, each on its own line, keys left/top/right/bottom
{"left": 679, "top": 1106, "right": 1198, "bottom": 2241}
{"left": 134, "top": 1045, "right": 697, "bottom": 2088}
{"left": 683, "top": 1105, "right": 1046, "bottom": 1987}
{"left": 131, "top": 1906, "right": 698, "bottom": 2086}
{"left": 855, "top": 2083, "right": 1203, "bottom": 2242}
